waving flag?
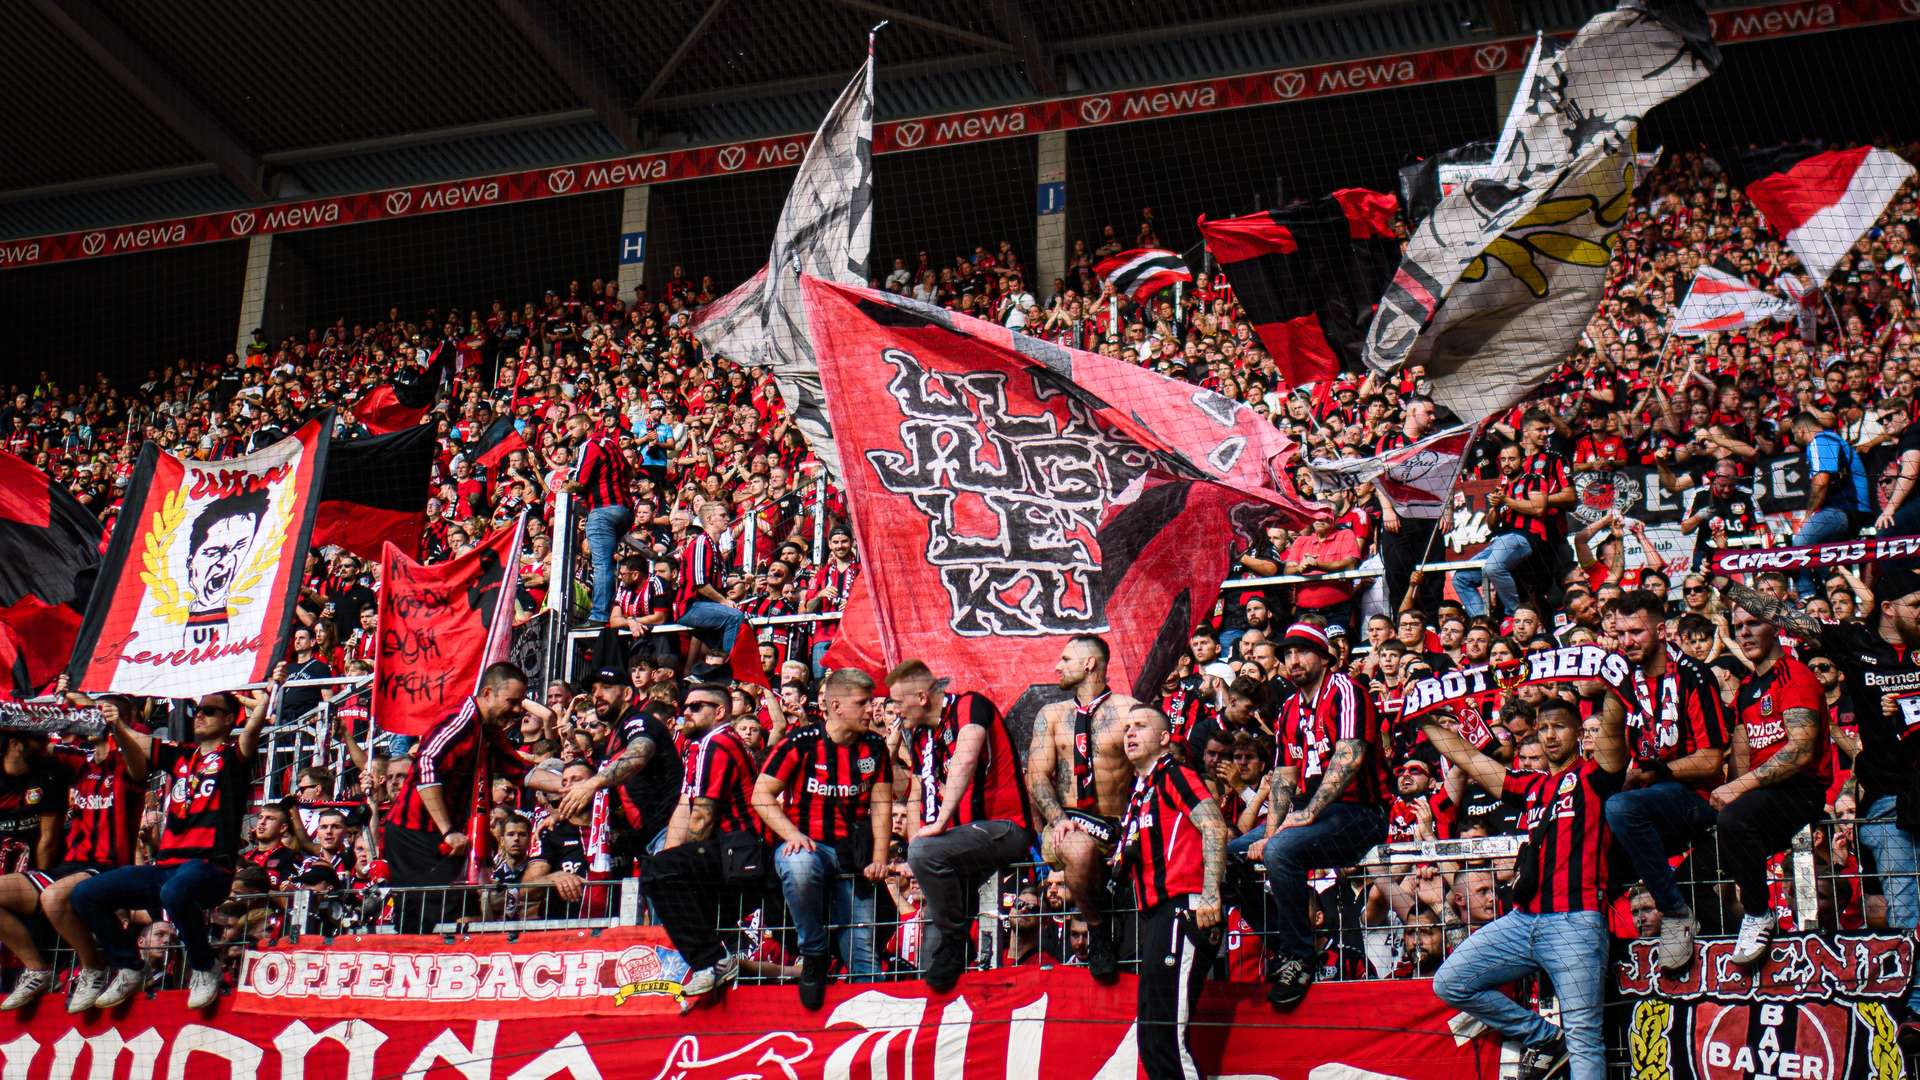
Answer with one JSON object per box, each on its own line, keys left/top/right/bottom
{"left": 1198, "top": 189, "right": 1399, "bottom": 388}
{"left": 70, "top": 416, "right": 331, "bottom": 697}
{"left": 374, "top": 518, "right": 523, "bottom": 737}
{"left": 0, "top": 451, "right": 102, "bottom": 695}
{"left": 1365, "top": 1, "right": 1719, "bottom": 423}
{"left": 355, "top": 346, "right": 449, "bottom": 435}
{"left": 1094, "top": 248, "right": 1192, "bottom": 304}
{"left": 692, "top": 45, "right": 875, "bottom": 481}
{"left": 1304, "top": 424, "right": 1475, "bottom": 521}
{"left": 314, "top": 425, "right": 436, "bottom": 560}
{"left": 1670, "top": 264, "right": 1798, "bottom": 336}
{"left": 802, "top": 277, "right": 1311, "bottom": 716}
{"left": 1733, "top": 145, "right": 1915, "bottom": 285}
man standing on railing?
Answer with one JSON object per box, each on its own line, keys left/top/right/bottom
{"left": 893, "top": 660, "right": 1032, "bottom": 992}
{"left": 647, "top": 682, "right": 763, "bottom": 1011}
{"left": 1719, "top": 576, "right": 1920, "bottom": 1044}
{"left": 1601, "top": 590, "right": 1730, "bottom": 974}
{"left": 1112, "top": 706, "right": 1228, "bottom": 1080}
{"left": 1026, "top": 635, "right": 1141, "bottom": 983}
{"left": 754, "top": 668, "right": 894, "bottom": 1008}
{"left": 383, "top": 663, "right": 567, "bottom": 894}
{"left": 564, "top": 409, "right": 632, "bottom": 627}
{"left": 1712, "top": 604, "right": 1830, "bottom": 965}
{"left": 673, "top": 500, "right": 747, "bottom": 662}
{"left": 1422, "top": 695, "right": 1627, "bottom": 1080}
{"left": 1249, "top": 621, "right": 1388, "bottom": 1009}
{"left": 553, "top": 665, "right": 681, "bottom": 860}
{"left": 66, "top": 671, "right": 279, "bottom": 1013}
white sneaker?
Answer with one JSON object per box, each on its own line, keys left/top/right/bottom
{"left": 1656, "top": 910, "right": 1697, "bottom": 973}
{"left": 65, "top": 968, "right": 109, "bottom": 1013}
{"left": 714, "top": 953, "right": 739, "bottom": 988}
{"left": 678, "top": 953, "right": 740, "bottom": 1013}
{"left": 2, "top": 969, "right": 52, "bottom": 1011}
{"left": 91, "top": 968, "right": 145, "bottom": 1011}
{"left": 187, "top": 968, "right": 221, "bottom": 1010}
{"left": 1730, "top": 913, "right": 1773, "bottom": 966}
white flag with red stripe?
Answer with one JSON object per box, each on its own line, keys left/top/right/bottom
{"left": 1303, "top": 424, "right": 1474, "bottom": 520}
{"left": 1095, "top": 248, "right": 1192, "bottom": 303}
{"left": 1670, "top": 265, "right": 1796, "bottom": 337}
{"left": 1744, "top": 146, "right": 1915, "bottom": 285}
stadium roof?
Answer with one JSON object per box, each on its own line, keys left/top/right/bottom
{"left": 0, "top": 0, "right": 1832, "bottom": 239}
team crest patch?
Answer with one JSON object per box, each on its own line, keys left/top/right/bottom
{"left": 857, "top": 756, "right": 877, "bottom": 775}
{"left": 1557, "top": 774, "right": 1578, "bottom": 795}
{"left": 24, "top": 788, "right": 40, "bottom": 806}
{"left": 1760, "top": 694, "right": 1773, "bottom": 716}
{"left": 199, "top": 753, "right": 224, "bottom": 775}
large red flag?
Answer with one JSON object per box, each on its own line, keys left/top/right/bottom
{"left": 373, "top": 518, "right": 522, "bottom": 737}
{"left": 804, "top": 278, "right": 1312, "bottom": 716}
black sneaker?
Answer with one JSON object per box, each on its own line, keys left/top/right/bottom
{"left": 797, "top": 953, "right": 830, "bottom": 1011}
{"left": 923, "top": 935, "right": 966, "bottom": 994}
{"left": 1265, "top": 956, "right": 1314, "bottom": 1009}
{"left": 1517, "top": 1035, "right": 1568, "bottom": 1080}
{"left": 1086, "top": 920, "right": 1119, "bottom": 983}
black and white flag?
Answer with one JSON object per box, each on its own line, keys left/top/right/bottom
{"left": 692, "top": 45, "right": 876, "bottom": 480}
{"left": 1094, "top": 248, "right": 1193, "bottom": 303}
{"left": 1365, "top": 1, "right": 1719, "bottom": 423}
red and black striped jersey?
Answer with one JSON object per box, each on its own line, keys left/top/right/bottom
{"left": 1489, "top": 472, "right": 1557, "bottom": 543}
{"left": 51, "top": 744, "right": 139, "bottom": 867}
{"left": 808, "top": 560, "right": 859, "bottom": 642}
{"left": 1116, "top": 757, "right": 1213, "bottom": 910}
{"left": 1503, "top": 758, "right": 1623, "bottom": 914}
{"left": 907, "top": 692, "right": 1030, "bottom": 831}
{"left": 242, "top": 843, "right": 302, "bottom": 888}
{"left": 572, "top": 433, "right": 630, "bottom": 511}
{"left": 1624, "top": 653, "right": 1731, "bottom": 795}
{"left": 1278, "top": 672, "right": 1389, "bottom": 806}
{"left": 0, "top": 762, "right": 64, "bottom": 852}
{"left": 743, "top": 594, "right": 797, "bottom": 662}
{"left": 388, "top": 700, "right": 532, "bottom": 833}
{"left": 680, "top": 726, "right": 759, "bottom": 836}
{"left": 673, "top": 533, "right": 724, "bottom": 617}
{"left": 760, "top": 725, "right": 893, "bottom": 844}
{"left": 154, "top": 739, "right": 250, "bottom": 867}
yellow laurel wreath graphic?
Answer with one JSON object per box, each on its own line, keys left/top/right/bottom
{"left": 1858, "top": 1001, "right": 1901, "bottom": 1080}
{"left": 1461, "top": 155, "right": 1635, "bottom": 298}
{"left": 137, "top": 490, "right": 190, "bottom": 626}
{"left": 1627, "top": 999, "right": 1673, "bottom": 1080}
{"left": 225, "top": 473, "right": 294, "bottom": 612}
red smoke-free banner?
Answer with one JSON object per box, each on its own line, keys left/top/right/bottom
{"left": 21, "top": 959, "right": 1495, "bottom": 1079}
{"left": 0, "top": 0, "right": 1901, "bottom": 273}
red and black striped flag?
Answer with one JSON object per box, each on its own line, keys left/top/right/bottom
{"left": 0, "top": 451, "right": 103, "bottom": 696}
{"left": 467, "top": 416, "right": 528, "bottom": 472}
{"left": 313, "top": 425, "right": 436, "bottom": 560}
{"left": 1094, "top": 248, "right": 1192, "bottom": 304}
{"left": 354, "top": 344, "right": 450, "bottom": 435}
{"left": 1198, "top": 188, "right": 1400, "bottom": 389}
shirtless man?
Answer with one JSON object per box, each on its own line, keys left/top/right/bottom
{"left": 1024, "top": 634, "right": 1140, "bottom": 981}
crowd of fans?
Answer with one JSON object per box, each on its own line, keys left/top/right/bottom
{"left": 0, "top": 140, "right": 1915, "bottom": 1074}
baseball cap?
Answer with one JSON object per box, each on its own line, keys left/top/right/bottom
{"left": 580, "top": 665, "right": 628, "bottom": 690}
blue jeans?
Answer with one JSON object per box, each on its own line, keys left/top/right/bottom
{"left": 70, "top": 860, "right": 233, "bottom": 972}
{"left": 774, "top": 842, "right": 879, "bottom": 976}
{"left": 1791, "top": 507, "right": 1852, "bottom": 597}
{"left": 584, "top": 505, "right": 632, "bottom": 622}
{"left": 1433, "top": 909, "right": 1609, "bottom": 1080}
{"left": 1603, "top": 780, "right": 1718, "bottom": 916}
{"left": 1859, "top": 795, "right": 1920, "bottom": 1011}
{"left": 1260, "top": 803, "right": 1386, "bottom": 961}
{"left": 1453, "top": 532, "right": 1533, "bottom": 618}
{"left": 679, "top": 599, "right": 746, "bottom": 654}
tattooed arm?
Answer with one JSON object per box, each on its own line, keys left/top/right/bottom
{"left": 1025, "top": 707, "right": 1065, "bottom": 832}
{"left": 1191, "top": 796, "right": 1229, "bottom": 929}
{"left": 1712, "top": 706, "right": 1820, "bottom": 809}
{"left": 1289, "top": 737, "right": 1368, "bottom": 825}
{"left": 557, "top": 734, "right": 657, "bottom": 818}
{"left": 1722, "top": 579, "right": 1824, "bottom": 639}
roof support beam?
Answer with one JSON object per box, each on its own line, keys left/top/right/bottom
{"left": 491, "top": 0, "right": 642, "bottom": 150}
{"left": 635, "top": 0, "right": 736, "bottom": 113}
{"left": 987, "top": 0, "right": 1057, "bottom": 94}
{"left": 25, "top": 0, "right": 268, "bottom": 201}
{"left": 823, "top": 0, "right": 1014, "bottom": 53}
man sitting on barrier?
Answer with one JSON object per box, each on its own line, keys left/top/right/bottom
{"left": 1601, "top": 588, "right": 1731, "bottom": 973}
{"left": 753, "top": 667, "right": 894, "bottom": 1008}
{"left": 1025, "top": 634, "right": 1140, "bottom": 982}
{"left": 68, "top": 671, "right": 280, "bottom": 1012}
{"left": 648, "top": 682, "right": 763, "bottom": 1010}
{"left": 1423, "top": 695, "right": 1628, "bottom": 1080}
{"left": 893, "top": 660, "right": 1033, "bottom": 992}
{"left": 1247, "top": 620, "right": 1388, "bottom": 1009}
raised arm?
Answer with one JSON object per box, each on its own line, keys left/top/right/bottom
{"left": 1419, "top": 719, "right": 1508, "bottom": 797}
{"left": 1720, "top": 578, "right": 1824, "bottom": 639}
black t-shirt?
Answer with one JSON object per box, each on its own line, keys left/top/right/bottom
{"left": 607, "top": 708, "right": 684, "bottom": 847}
{"left": 1816, "top": 622, "right": 1920, "bottom": 803}
{"left": 326, "top": 583, "right": 378, "bottom": 632}
{"left": 282, "top": 657, "right": 333, "bottom": 721}
{"left": 1455, "top": 784, "right": 1523, "bottom": 836}
{"left": 0, "top": 764, "right": 66, "bottom": 846}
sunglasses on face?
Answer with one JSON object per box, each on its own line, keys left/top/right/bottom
{"left": 1808, "top": 662, "right": 1837, "bottom": 673}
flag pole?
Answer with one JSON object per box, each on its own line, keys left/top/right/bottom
{"left": 1403, "top": 417, "right": 1489, "bottom": 609}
